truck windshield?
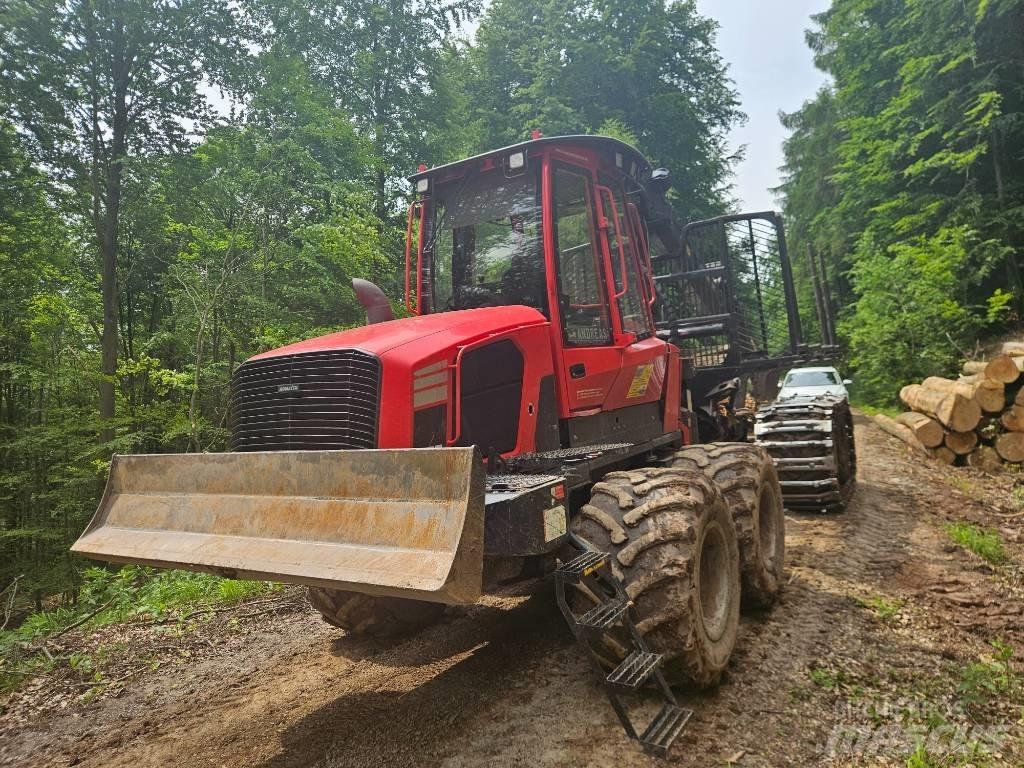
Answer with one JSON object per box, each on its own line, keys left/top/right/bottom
{"left": 785, "top": 370, "right": 839, "bottom": 387}
{"left": 429, "top": 170, "right": 546, "bottom": 312}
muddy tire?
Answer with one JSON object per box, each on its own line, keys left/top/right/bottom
{"left": 668, "top": 443, "right": 785, "bottom": 609}
{"left": 307, "top": 588, "right": 445, "bottom": 639}
{"left": 570, "top": 468, "right": 740, "bottom": 688}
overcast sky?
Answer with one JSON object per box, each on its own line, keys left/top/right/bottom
{"left": 694, "top": 0, "right": 832, "bottom": 211}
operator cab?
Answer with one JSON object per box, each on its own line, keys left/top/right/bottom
{"left": 408, "top": 136, "right": 677, "bottom": 426}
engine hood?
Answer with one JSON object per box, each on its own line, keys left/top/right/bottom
{"left": 249, "top": 306, "right": 549, "bottom": 363}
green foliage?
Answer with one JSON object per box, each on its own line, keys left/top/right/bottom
{"left": 809, "top": 666, "right": 847, "bottom": 691}
{"left": 945, "top": 523, "right": 1008, "bottom": 565}
{"left": 956, "top": 639, "right": 1018, "bottom": 708}
{"left": 854, "top": 594, "right": 903, "bottom": 621}
{"left": 0, "top": 567, "right": 278, "bottom": 692}
{"left": 464, "top": 0, "right": 744, "bottom": 220}
{"left": 7, "top": 567, "right": 279, "bottom": 643}
{"left": 842, "top": 226, "right": 1004, "bottom": 403}
{"left": 778, "top": 0, "right": 1024, "bottom": 402}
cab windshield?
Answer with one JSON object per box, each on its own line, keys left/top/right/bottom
{"left": 429, "top": 169, "right": 546, "bottom": 312}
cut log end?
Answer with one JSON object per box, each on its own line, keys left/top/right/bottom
{"left": 984, "top": 354, "right": 1024, "bottom": 385}
{"left": 944, "top": 430, "right": 979, "bottom": 455}
{"left": 995, "top": 432, "right": 1024, "bottom": 463}
{"left": 966, "top": 445, "right": 1003, "bottom": 472}
{"left": 895, "top": 411, "right": 944, "bottom": 448}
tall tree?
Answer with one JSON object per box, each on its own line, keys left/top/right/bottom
{"left": 778, "top": 0, "right": 1024, "bottom": 402}
{"left": 248, "top": 0, "right": 480, "bottom": 221}
{"left": 466, "top": 0, "right": 744, "bottom": 220}
{"left": 0, "top": 0, "right": 245, "bottom": 441}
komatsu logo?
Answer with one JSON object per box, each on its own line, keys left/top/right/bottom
{"left": 277, "top": 384, "right": 299, "bottom": 393}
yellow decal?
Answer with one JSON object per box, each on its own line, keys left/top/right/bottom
{"left": 627, "top": 364, "right": 654, "bottom": 398}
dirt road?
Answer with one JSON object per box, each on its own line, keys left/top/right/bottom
{"left": 3, "top": 416, "right": 1022, "bottom": 767}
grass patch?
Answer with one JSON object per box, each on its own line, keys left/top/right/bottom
{"left": 1, "top": 566, "right": 281, "bottom": 693}
{"left": 854, "top": 593, "right": 904, "bottom": 621}
{"left": 809, "top": 666, "right": 847, "bottom": 691}
{"left": 956, "top": 639, "right": 1018, "bottom": 709}
{"left": 1010, "top": 485, "right": 1024, "bottom": 510}
{"left": 905, "top": 741, "right": 994, "bottom": 768}
{"left": 855, "top": 402, "right": 901, "bottom": 419}
{"left": 945, "top": 523, "right": 1007, "bottom": 565}
{"left": 945, "top": 475, "right": 978, "bottom": 495}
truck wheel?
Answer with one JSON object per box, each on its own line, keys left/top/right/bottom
{"left": 307, "top": 588, "right": 445, "bottom": 639}
{"left": 570, "top": 468, "right": 740, "bottom": 688}
{"left": 669, "top": 443, "right": 785, "bottom": 609}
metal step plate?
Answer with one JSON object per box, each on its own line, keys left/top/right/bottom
{"left": 578, "top": 598, "right": 630, "bottom": 630}
{"left": 606, "top": 650, "right": 663, "bottom": 690}
{"left": 640, "top": 703, "right": 693, "bottom": 756}
{"left": 556, "top": 550, "right": 608, "bottom": 583}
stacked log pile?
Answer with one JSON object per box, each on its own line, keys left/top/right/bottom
{"left": 886, "top": 342, "right": 1024, "bottom": 470}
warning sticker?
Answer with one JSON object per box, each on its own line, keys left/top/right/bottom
{"left": 544, "top": 505, "right": 567, "bottom": 542}
{"left": 627, "top": 364, "right": 653, "bottom": 398}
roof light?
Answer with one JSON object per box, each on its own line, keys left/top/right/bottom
{"left": 615, "top": 152, "right": 623, "bottom": 168}
{"left": 508, "top": 152, "right": 525, "bottom": 170}
{"left": 416, "top": 177, "right": 429, "bottom": 193}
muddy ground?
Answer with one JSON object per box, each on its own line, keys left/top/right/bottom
{"left": 2, "top": 415, "right": 1023, "bottom": 767}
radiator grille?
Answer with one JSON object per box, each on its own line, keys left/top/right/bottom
{"left": 229, "top": 349, "right": 381, "bottom": 452}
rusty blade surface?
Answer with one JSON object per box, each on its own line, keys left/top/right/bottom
{"left": 71, "top": 448, "right": 485, "bottom": 604}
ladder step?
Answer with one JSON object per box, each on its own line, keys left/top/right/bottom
{"left": 578, "top": 598, "right": 630, "bottom": 629}
{"left": 556, "top": 550, "right": 609, "bottom": 582}
{"left": 606, "top": 650, "right": 663, "bottom": 690}
{"left": 639, "top": 703, "right": 693, "bottom": 756}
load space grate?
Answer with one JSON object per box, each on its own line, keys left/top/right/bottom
{"left": 229, "top": 349, "right": 381, "bottom": 451}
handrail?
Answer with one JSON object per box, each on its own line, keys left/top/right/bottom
{"left": 403, "top": 201, "right": 424, "bottom": 314}
{"left": 596, "top": 185, "right": 629, "bottom": 300}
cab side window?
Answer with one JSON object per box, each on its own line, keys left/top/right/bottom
{"left": 553, "top": 168, "right": 612, "bottom": 346}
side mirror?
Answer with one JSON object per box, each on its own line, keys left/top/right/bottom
{"left": 843, "top": 379, "right": 853, "bottom": 386}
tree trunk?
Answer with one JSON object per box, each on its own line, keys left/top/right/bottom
{"left": 872, "top": 414, "right": 928, "bottom": 455}
{"left": 944, "top": 430, "right": 978, "bottom": 455}
{"left": 97, "top": 38, "right": 130, "bottom": 445}
{"left": 899, "top": 384, "right": 981, "bottom": 432}
{"left": 1001, "top": 406, "right": 1024, "bottom": 433}
{"left": 922, "top": 375, "right": 1004, "bottom": 413}
{"left": 1002, "top": 341, "right": 1024, "bottom": 356}
{"left": 894, "top": 411, "right": 944, "bottom": 448}
{"left": 929, "top": 446, "right": 957, "bottom": 465}
{"left": 962, "top": 360, "right": 988, "bottom": 375}
{"left": 967, "top": 445, "right": 1003, "bottom": 472}
{"left": 984, "top": 354, "right": 1023, "bottom": 384}
{"left": 995, "top": 433, "right": 1024, "bottom": 463}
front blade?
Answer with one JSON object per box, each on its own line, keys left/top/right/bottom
{"left": 71, "top": 448, "right": 484, "bottom": 604}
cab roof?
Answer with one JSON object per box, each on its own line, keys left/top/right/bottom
{"left": 408, "top": 135, "right": 653, "bottom": 184}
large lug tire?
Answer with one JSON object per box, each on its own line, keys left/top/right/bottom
{"left": 570, "top": 468, "right": 741, "bottom": 688}
{"left": 669, "top": 443, "right": 786, "bottom": 609}
{"left": 307, "top": 588, "right": 446, "bottom": 639}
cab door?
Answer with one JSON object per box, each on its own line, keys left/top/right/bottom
{"left": 595, "top": 175, "right": 668, "bottom": 412}
{"left": 547, "top": 163, "right": 622, "bottom": 413}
